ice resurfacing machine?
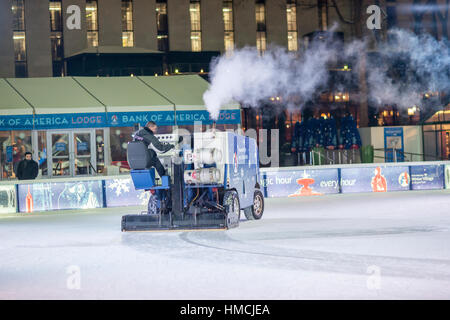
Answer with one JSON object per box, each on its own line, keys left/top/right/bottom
{"left": 121, "top": 131, "right": 264, "bottom": 231}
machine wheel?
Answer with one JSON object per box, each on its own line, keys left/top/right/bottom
{"left": 223, "top": 190, "right": 240, "bottom": 228}
{"left": 243, "top": 189, "right": 264, "bottom": 220}
{"left": 147, "top": 193, "right": 159, "bottom": 215}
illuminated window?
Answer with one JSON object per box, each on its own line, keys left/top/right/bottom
{"left": 286, "top": 1, "right": 298, "bottom": 51}
{"left": 255, "top": 1, "right": 266, "bottom": 55}
{"left": 224, "top": 32, "right": 234, "bottom": 52}
{"left": 50, "top": 1, "right": 64, "bottom": 76}
{"left": 12, "top": 0, "right": 25, "bottom": 31}
{"left": 156, "top": 1, "right": 169, "bottom": 51}
{"left": 122, "top": 0, "right": 134, "bottom": 47}
{"left": 86, "top": 0, "right": 99, "bottom": 47}
{"left": 255, "top": 2, "right": 266, "bottom": 29}
{"left": 13, "top": 32, "right": 26, "bottom": 62}
{"left": 223, "top": 1, "right": 234, "bottom": 52}
{"left": 49, "top": 1, "right": 62, "bottom": 31}
{"left": 12, "top": 0, "right": 27, "bottom": 77}
{"left": 256, "top": 31, "right": 266, "bottom": 54}
{"left": 190, "top": 1, "right": 201, "bottom": 52}
{"left": 191, "top": 32, "right": 202, "bottom": 52}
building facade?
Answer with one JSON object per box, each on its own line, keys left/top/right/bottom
{"left": 2, "top": 0, "right": 448, "bottom": 79}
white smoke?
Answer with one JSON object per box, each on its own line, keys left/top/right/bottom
{"left": 204, "top": 28, "right": 449, "bottom": 120}
{"left": 203, "top": 42, "right": 337, "bottom": 119}
{"left": 366, "top": 29, "right": 450, "bottom": 109}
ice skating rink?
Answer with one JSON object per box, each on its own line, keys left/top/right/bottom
{"left": 1, "top": 190, "right": 450, "bottom": 300}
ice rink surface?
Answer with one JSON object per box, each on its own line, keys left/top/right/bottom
{"left": 1, "top": 189, "right": 450, "bottom": 300}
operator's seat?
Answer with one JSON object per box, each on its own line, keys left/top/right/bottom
{"left": 127, "top": 141, "right": 152, "bottom": 170}
{"left": 127, "top": 141, "right": 170, "bottom": 190}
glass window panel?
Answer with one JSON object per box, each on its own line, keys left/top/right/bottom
{"left": 74, "top": 133, "right": 91, "bottom": 157}
{"left": 122, "top": 31, "right": 134, "bottom": 47}
{"left": 286, "top": 3, "right": 297, "bottom": 31}
{"left": 110, "top": 127, "right": 135, "bottom": 173}
{"left": 255, "top": 3, "right": 265, "bottom": 25}
{"left": 86, "top": 0, "right": 99, "bottom": 31}
{"left": 96, "top": 130, "right": 105, "bottom": 174}
{"left": 191, "top": 31, "right": 202, "bottom": 52}
{"left": 190, "top": 2, "right": 201, "bottom": 31}
{"left": 13, "top": 32, "right": 26, "bottom": 61}
{"left": 157, "top": 34, "right": 169, "bottom": 51}
{"left": 11, "top": 131, "right": 32, "bottom": 179}
{"left": 87, "top": 31, "right": 99, "bottom": 47}
{"left": 156, "top": 3, "right": 168, "bottom": 32}
{"left": 256, "top": 31, "right": 266, "bottom": 55}
{"left": 223, "top": 1, "right": 233, "bottom": 31}
{"left": 37, "top": 131, "right": 48, "bottom": 177}
{"left": 15, "top": 62, "right": 27, "bottom": 78}
{"left": 224, "top": 31, "right": 234, "bottom": 52}
{"left": 122, "top": 0, "right": 134, "bottom": 31}
{"left": 12, "top": 0, "right": 25, "bottom": 31}
{"left": 49, "top": 1, "right": 62, "bottom": 32}
{"left": 52, "top": 134, "right": 69, "bottom": 157}
{"left": 288, "top": 31, "right": 298, "bottom": 51}
{"left": 50, "top": 32, "right": 64, "bottom": 61}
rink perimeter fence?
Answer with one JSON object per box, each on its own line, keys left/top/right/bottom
{"left": 1, "top": 161, "right": 450, "bottom": 214}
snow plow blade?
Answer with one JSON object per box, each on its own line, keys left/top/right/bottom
{"left": 121, "top": 212, "right": 238, "bottom": 232}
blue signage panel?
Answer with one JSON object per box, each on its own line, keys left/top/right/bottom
{"left": 107, "top": 110, "right": 241, "bottom": 127}
{"left": 0, "top": 113, "right": 107, "bottom": 131}
{"left": 55, "top": 142, "right": 66, "bottom": 152}
{"left": 105, "top": 178, "right": 147, "bottom": 207}
{"left": 410, "top": 165, "right": 444, "bottom": 190}
{"left": 0, "top": 110, "right": 241, "bottom": 131}
{"left": 77, "top": 142, "right": 88, "bottom": 151}
{"left": 384, "top": 127, "right": 404, "bottom": 162}
{"left": 340, "top": 166, "right": 410, "bottom": 193}
{"left": 17, "top": 181, "right": 103, "bottom": 213}
{"left": 262, "top": 169, "right": 340, "bottom": 198}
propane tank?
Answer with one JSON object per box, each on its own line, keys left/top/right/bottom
{"left": 184, "top": 168, "right": 221, "bottom": 184}
{"left": 193, "top": 148, "right": 222, "bottom": 165}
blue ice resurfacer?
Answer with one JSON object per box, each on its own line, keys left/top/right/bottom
{"left": 121, "top": 131, "right": 264, "bottom": 231}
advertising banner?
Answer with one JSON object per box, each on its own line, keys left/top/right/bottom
{"left": 262, "top": 169, "right": 340, "bottom": 198}
{"left": 105, "top": 178, "right": 148, "bottom": 207}
{"left": 0, "top": 185, "right": 17, "bottom": 214}
{"left": 410, "top": 165, "right": 444, "bottom": 190}
{"left": 384, "top": 127, "right": 404, "bottom": 162}
{"left": 17, "top": 181, "right": 103, "bottom": 213}
{"left": 340, "top": 166, "right": 410, "bottom": 193}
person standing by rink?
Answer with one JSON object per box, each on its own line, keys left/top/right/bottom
{"left": 15, "top": 152, "right": 39, "bottom": 180}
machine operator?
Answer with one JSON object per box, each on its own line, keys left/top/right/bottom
{"left": 132, "top": 121, "right": 174, "bottom": 177}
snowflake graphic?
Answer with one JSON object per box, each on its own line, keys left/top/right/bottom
{"left": 108, "top": 179, "right": 131, "bottom": 196}
{"left": 137, "top": 190, "right": 150, "bottom": 205}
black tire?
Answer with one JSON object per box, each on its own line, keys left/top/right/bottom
{"left": 223, "top": 190, "right": 240, "bottom": 228}
{"left": 147, "top": 193, "right": 159, "bottom": 215}
{"left": 243, "top": 189, "right": 264, "bottom": 220}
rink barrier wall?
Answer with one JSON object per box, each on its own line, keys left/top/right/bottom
{"left": 1, "top": 161, "right": 450, "bottom": 214}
